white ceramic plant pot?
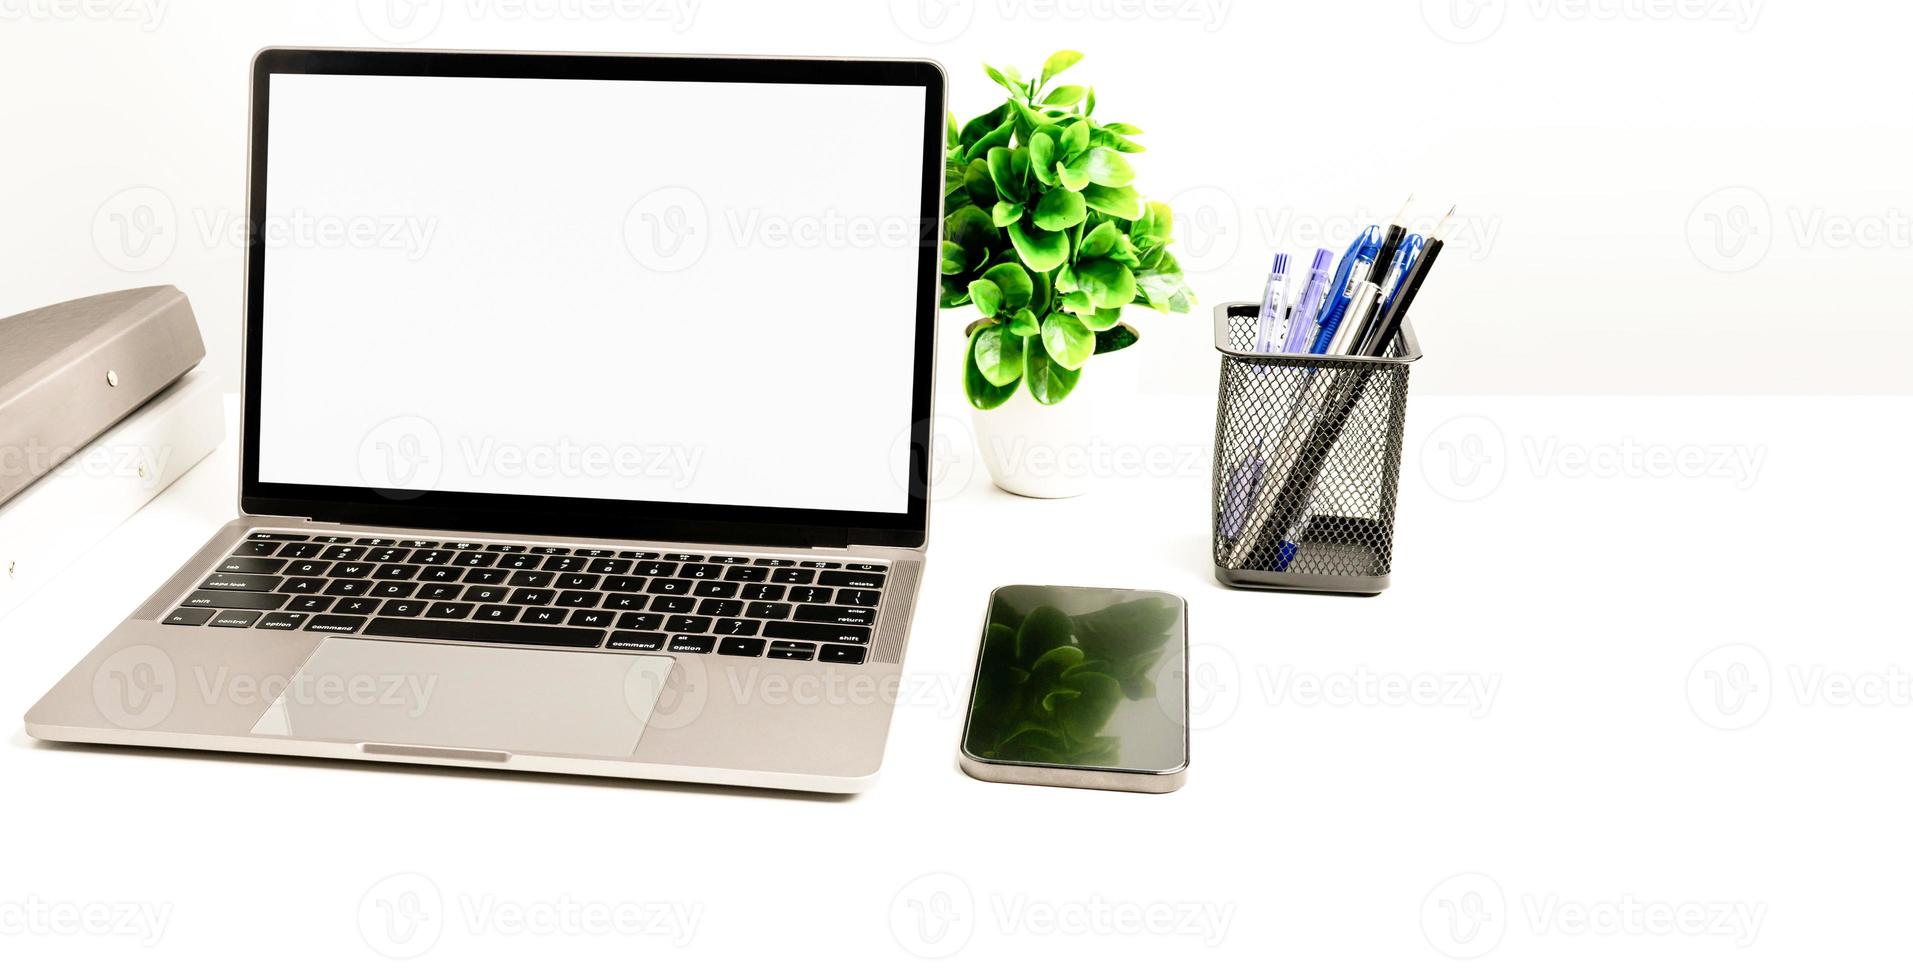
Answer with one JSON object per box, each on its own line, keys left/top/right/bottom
{"left": 967, "top": 324, "right": 1138, "bottom": 499}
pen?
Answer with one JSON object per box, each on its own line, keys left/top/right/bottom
{"left": 1309, "top": 225, "right": 1382, "bottom": 354}
{"left": 1251, "top": 253, "right": 1292, "bottom": 354}
{"left": 1280, "top": 248, "right": 1336, "bottom": 353}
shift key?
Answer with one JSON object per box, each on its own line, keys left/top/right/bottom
{"left": 199, "top": 573, "right": 283, "bottom": 592}
{"left": 764, "top": 621, "right": 871, "bottom": 645}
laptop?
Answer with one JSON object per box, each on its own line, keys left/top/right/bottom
{"left": 26, "top": 48, "right": 947, "bottom": 793}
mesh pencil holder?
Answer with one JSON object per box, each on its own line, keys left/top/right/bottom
{"left": 1211, "top": 302, "right": 1421, "bottom": 595}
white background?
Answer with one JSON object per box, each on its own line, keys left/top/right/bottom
{"left": 4, "top": 1, "right": 1912, "bottom": 976}
{"left": 255, "top": 72, "right": 924, "bottom": 513}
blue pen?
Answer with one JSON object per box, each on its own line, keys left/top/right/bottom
{"left": 1379, "top": 233, "right": 1425, "bottom": 312}
{"left": 1309, "top": 225, "right": 1385, "bottom": 354}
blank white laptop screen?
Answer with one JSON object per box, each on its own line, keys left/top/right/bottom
{"left": 255, "top": 72, "right": 926, "bottom": 515}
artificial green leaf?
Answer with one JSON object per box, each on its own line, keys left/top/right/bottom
{"left": 985, "top": 146, "right": 1020, "bottom": 200}
{"left": 1008, "top": 308, "right": 1040, "bottom": 338}
{"left": 1091, "top": 129, "right": 1146, "bottom": 153}
{"left": 1028, "top": 132, "right": 1057, "bottom": 186}
{"left": 1030, "top": 644, "right": 1086, "bottom": 676}
{"left": 972, "top": 322, "right": 1024, "bottom": 386}
{"left": 1060, "top": 290, "right": 1096, "bottom": 316}
{"left": 982, "top": 263, "right": 1033, "bottom": 310}
{"left": 1040, "top": 50, "right": 1083, "bottom": 85}
{"left": 1082, "top": 183, "right": 1143, "bottom": 219}
{"left": 967, "top": 279, "right": 1003, "bottom": 318}
{"left": 1060, "top": 119, "right": 1090, "bottom": 159}
{"left": 1103, "top": 121, "right": 1143, "bottom": 135}
{"left": 1081, "top": 306, "right": 1123, "bottom": 331}
{"left": 1083, "top": 146, "right": 1134, "bottom": 186}
{"left": 991, "top": 200, "right": 1024, "bottom": 227}
{"left": 963, "top": 114, "right": 1015, "bottom": 163}
{"left": 1039, "top": 84, "right": 1086, "bottom": 106}
{"left": 1084, "top": 85, "right": 1096, "bottom": 117}
{"left": 940, "top": 241, "right": 967, "bottom": 276}
{"left": 1023, "top": 341, "right": 1082, "bottom": 405}
{"left": 946, "top": 111, "right": 959, "bottom": 148}
{"left": 1041, "top": 312, "right": 1095, "bottom": 370}
{"left": 964, "top": 327, "right": 1020, "bottom": 410}
{"left": 981, "top": 64, "right": 1024, "bottom": 99}
{"left": 1054, "top": 670, "right": 1122, "bottom": 741}
{"left": 957, "top": 104, "right": 1011, "bottom": 146}
{"left": 1078, "top": 221, "right": 1120, "bottom": 258}
{"left": 963, "top": 158, "right": 996, "bottom": 204}
{"left": 945, "top": 204, "right": 997, "bottom": 254}
{"left": 1055, "top": 157, "right": 1089, "bottom": 192}
{"left": 1054, "top": 263, "right": 1078, "bottom": 293}
{"left": 1008, "top": 222, "right": 1068, "bottom": 272}
{"left": 1075, "top": 257, "right": 1137, "bottom": 308}
{"left": 1032, "top": 187, "right": 1086, "bottom": 232}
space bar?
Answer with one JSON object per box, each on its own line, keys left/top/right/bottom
{"left": 363, "top": 618, "right": 606, "bottom": 648}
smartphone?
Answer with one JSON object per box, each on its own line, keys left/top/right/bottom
{"left": 958, "top": 585, "right": 1188, "bottom": 793}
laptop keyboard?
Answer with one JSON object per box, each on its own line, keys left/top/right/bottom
{"left": 160, "top": 532, "right": 887, "bottom": 664}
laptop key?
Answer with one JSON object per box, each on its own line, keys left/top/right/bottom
{"left": 664, "top": 553, "right": 703, "bottom": 562}
{"left": 668, "top": 634, "right": 715, "bottom": 654}
{"left": 510, "top": 588, "right": 553, "bottom": 605}
{"left": 719, "top": 637, "right": 766, "bottom": 657}
{"left": 767, "top": 641, "right": 816, "bottom": 660}
{"left": 664, "top": 615, "right": 711, "bottom": 633}
{"left": 574, "top": 548, "right": 614, "bottom": 558}
{"left": 651, "top": 595, "right": 696, "bottom": 613}
{"left": 555, "top": 590, "right": 597, "bottom": 608}
{"left": 607, "top": 631, "right": 666, "bottom": 652}
{"left": 373, "top": 564, "right": 416, "bottom": 580}
{"left": 715, "top": 618, "right": 759, "bottom": 636}
{"left": 201, "top": 573, "right": 282, "bottom": 592}
{"left": 819, "top": 571, "right": 884, "bottom": 589}
{"left": 741, "top": 584, "right": 787, "bottom": 601}
{"left": 710, "top": 555, "right": 750, "bottom": 565}
{"left": 163, "top": 607, "right": 216, "bottom": 626}
{"left": 285, "top": 561, "right": 329, "bottom": 577}
{"left": 746, "top": 601, "right": 792, "bottom": 619}
{"left": 248, "top": 532, "right": 307, "bottom": 541}
{"left": 454, "top": 552, "right": 497, "bottom": 567}
{"left": 764, "top": 621, "right": 871, "bottom": 645}
{"left": 182, "top": 589, "right": 288, "bottom": 610}
{"left": 722, "top": 566, "right": 767, "bottom": 582}
{"left": 521, "top": 607, "right": 567, "bottom": 625}
{"left": 280, "top": 577, "right": 326, "bottom": 594}
{"left": 542, "top": 555, "right": 586, "bottom": 572}
{"left": 788, "top": 586, "right": 832, "bottom": 604}
{"left": 218, "top": 556, "right": 285, "bottom": 574}
{"left": 754, "top": 558, "right": 797, "bottom": 567}
{"left": 464, "top": 568, "right": 509, "bottom": 585}
{"left": 319, "top": 545, "right": 366, "bottom": 561}
{"left": 279, "top": 542, "right": 324, "bottom": 558}
{"left": 508, "top": 570, "right": 553, "bottom": 587}
{"left": 647, "top": 579, "right": 690, "bottom": 596}
{"left": 256, "top": 612, "right": 309, "bottom": 630}
{"left": 693, "top": 581, "right": 738, "bottom": 598}
{"left": 371, "top": 582, "right": 417, "bottom": 598}
{"left": 698, "top": 598, "right": 742, "bottom": 616}
{"left": 636, "top": 562, "right": 677, "bottom": 577}
{"left": 329, "top": 562, "right": 374, "bottom": 578}
{"left": 500, "top": 553, "right": 541, "bottom": 570}
{"left": 306, "top": 615, "right": 367, "bottom": 634}
{"left": 419, "top": 566, "right": 462, "bottom": 582}
{"left": 287, "top": 596, "right": 334, "bottom": 613}
{"left": 618, "top": 612, "right": 664, "bottom": 630}
{"left": 380, "top": 600, "right": 426, "bottom": 618}
{"left": 554, "top": 573, "right": 599, "bottom": 590}
{"left": 602, "top": 593, "right": 645, "bottom": 611}
{"left": 463, "top": 586, "right": 508, "bottom": 603}
{"left": 568, "top": 609, "right": 614, "bottom": 628}
{"left": 587, "top": 558, "right": 631, "bottom": 575}
{"left": 368, "top": 548, "right": 410, "bottom": 563}
{"left": 475, "top": 604, "right": 519, "bottom": 622}
{"left": 233, "top": 541, "right": 280, "bottom": 557}
{"left": 323, "top": 580, "right": 370, "bottom": 596}
{"left": 820, "top": 644, "right": 868, "bottom": 665}
{"left": 313, "top": 535, "right": 355, "bottom": 544}
{"left": 835, "top": 589, "right": 881, "bottom": 607}
{"left": 681, "top": 563, "right": 721, "bottom": 580}
{"left": 411, "top": 549, "right": 453, "bottom": 565}
{"left": 797, "top": 604, "right": 876, "bottom": 627}
{"left": 426, "top": 602, "right": 474, "bottom": 619}
{"left": 769, "top": 568, "right": 814, "bottom": 584}
{"left": 364, "top": 618, "right": 606, "bottom": 648}
{"left": 417, "top": 584, "right": 463, "bottom": 600}
{"left": 335, "top": 598, "right": 380, "bottom": 615}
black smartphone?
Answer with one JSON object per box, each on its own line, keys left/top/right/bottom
{"left": 958, "top": 585, "right": 1188, "bottom": 793}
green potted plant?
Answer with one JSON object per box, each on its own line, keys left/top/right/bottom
{"left": 942, "top": 50, "right": 1195, "bottom": 497}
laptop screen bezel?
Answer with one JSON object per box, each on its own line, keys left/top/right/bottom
{"left": 239, "top": 47, "right": 944, "bottom": 550}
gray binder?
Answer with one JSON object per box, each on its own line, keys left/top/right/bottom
{"left": 0, "top": 285, "right": 206, "bottom": 506}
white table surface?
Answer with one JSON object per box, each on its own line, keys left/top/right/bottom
{"left": 3, "top": 390, "right": 1908, "bottom": 975}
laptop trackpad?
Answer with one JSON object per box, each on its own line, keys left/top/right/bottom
{"left": 250, "top": 638, "right": 676, "bottom": 758}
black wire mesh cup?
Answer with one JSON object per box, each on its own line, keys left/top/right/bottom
{"left": 1212, "top": 302, "right": 1421, "bottom": 595}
